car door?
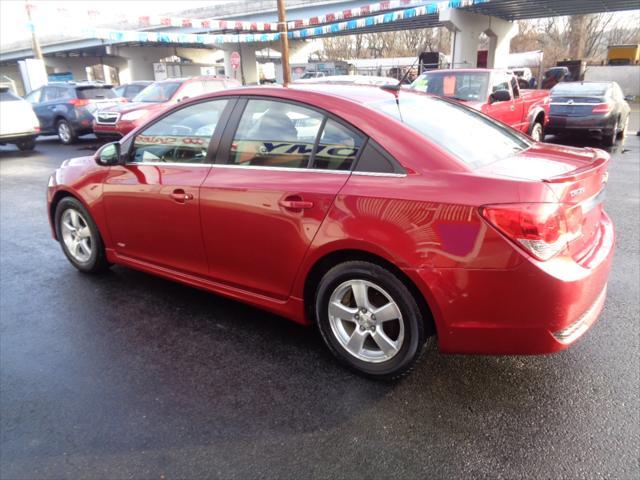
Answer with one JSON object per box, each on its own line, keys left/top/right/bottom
{"left": 199, "top": 98, "right": 365, "bottom": 299}
{"left": 509, "top": 76, "right": 527, "bottom": 132}
{"left": 29, "top": 87, "right": 58, "bottom": 132}
{"left": 485, "top": 74, "right": 520, "bottom": 128}
{"left": 102, "top": 98, "right": 234, "bottom": 276}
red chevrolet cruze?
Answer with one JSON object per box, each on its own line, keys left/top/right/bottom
{"left": 47, "top": 85, "right": 614, "bottom": 379}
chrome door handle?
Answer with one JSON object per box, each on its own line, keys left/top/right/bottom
{"left": 170, "top": 189, "right": 194, "bottom": 203}
{"left": 279, "top": 198, "right": 313, "bottom": 210}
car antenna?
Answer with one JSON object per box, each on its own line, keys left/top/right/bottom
{"left": 380, "top": 55, "right": 420, "bottom": 95}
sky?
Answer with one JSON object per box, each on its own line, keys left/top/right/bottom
{"left": 0, "top": 0, "right": 231, "bottom": 46}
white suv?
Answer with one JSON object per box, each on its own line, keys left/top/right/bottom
{"left": 0, "top": 88, "right": 40, "bottom": 151}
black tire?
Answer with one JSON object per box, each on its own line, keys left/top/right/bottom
{"left": 530, "top": 122, "right": 544, "bottom": 142}
{"left": 16, "top": 138, "right": 36, "bottom": 151}
{"left": 54, "top": 197, "right": 110, "bottom": 273}
{"left": 56, "top": 119, "right": 77, "bottom": 145}
{"left": 315, "top": 261, "right": 430, "bottom": 380}
{"left": 602, "top": 119, "right": 618, "bottom": 147}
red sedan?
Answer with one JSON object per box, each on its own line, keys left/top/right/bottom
{"left": 47, "top": 85, "right": 614, "bottom": 379}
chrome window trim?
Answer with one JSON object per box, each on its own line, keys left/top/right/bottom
{"left": 210, "top": 164, "right": 350, "bottom": 175}
{"left": 352, "top": 171, "right": 407, "bottom": 178}
{"left": 125, "top": 162, "right": 407, "bottom": 176}
{"left": 127, "top": 162, "right": 212, "bottom": 168}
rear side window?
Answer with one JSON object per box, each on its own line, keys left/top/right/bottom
{"left": 230, "top": 99, "right": 324, "bottom": 168}
{"left": 312, "top": 119, "right": 364, "bottom": 170}
{"left": 355, "top": 141, "right": 404, "bottom": 174}
{"left": 25, "top": 89, "right": 41, "bottom": 103}
{"left": 76, "top": 87, "right": 116, "bottom": 99}
{"left": 0, "top": 90, "right": 20, "bottom": 101}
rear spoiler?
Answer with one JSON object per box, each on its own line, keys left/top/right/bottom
{"left": 542, "top": 150, "right": 609, "bottom": 184}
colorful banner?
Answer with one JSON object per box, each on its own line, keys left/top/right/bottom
{"left": 289, "top": 0, "right": 488, "bottom": 39}
{"left": 136, "top": 15, "right": 279, "bottom": 32}
{"left": 85, "top": 28, "right": 280, "bottom": 45}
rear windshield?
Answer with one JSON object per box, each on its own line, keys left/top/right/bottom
{"left": 410, "top": 71, "right": 490, "bottom": 102}
{"left": 370, "top": 94, "right": 531, "bottom": 168}
{"left": 552, "top": 83, "right": 608, "bottom": 96}
{"left": 76, "top": 87, "right": 116, "bottom": 99}
{"left": 134, "top": 82, "right": 181, "bottom": 103}
{"left": 0, "top": 90, "right": 20, "bottom": 101}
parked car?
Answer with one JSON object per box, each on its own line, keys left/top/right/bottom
{"left": 542, "top": 66, "right": 572, "bottom": 90}
{"left": 0, "top": 87, "right": 40, "bottom": 151}
{"left": 546, "top": 81, "right": 631, "bottom": 146}
{"left": 47, "top": 85, "right": 614, "bottom": 380}
{"left": 25, "top": 82, "right": 124, "bottom": 144}
{"left": 113, "top": 81, "right": 153, "bottom": 101}
{"left": 93, "top": 76, "right": 240, "bottom": 138}
{"left": 410, "top": 69, "right": 550, "bottom": 141}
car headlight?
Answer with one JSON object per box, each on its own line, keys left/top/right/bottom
{"left": 121, "top": 109, "right": 149, "bottom": 122}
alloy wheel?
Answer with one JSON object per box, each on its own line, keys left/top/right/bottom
{"left": 58, "top": 122, "right": 71, "bottom": 143}
{"left": 60, "top": 208, "right": 93, "bottom": 263}
{"left": 328, "top": 279, "right": 405, "bottom": 363}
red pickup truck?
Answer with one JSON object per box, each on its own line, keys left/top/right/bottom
{"left": 410, "top": 69, "right": 550, "bottom": 141}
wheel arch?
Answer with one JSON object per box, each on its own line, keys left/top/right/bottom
{"left": 49, "top": 189, "right": 104, "bottom": 242}
{"left": 528, "top": 109, "right": 545, "bottom": 134}
{"left": 302, "top": 248, "right": 437, "bottom": 337}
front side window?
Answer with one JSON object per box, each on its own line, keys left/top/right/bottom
{"left": 131, "top": 99, "right": 228, "bottom": 164}
{"left": 230, "top": 99, "right": 323, "bottom": 168}
{"left": 25, "top": 89, "right": 41, "bottom": 103}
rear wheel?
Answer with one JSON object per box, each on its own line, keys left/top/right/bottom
{"left": 530, "top": 122, "right": 544, "bottom": 142}
{"left": 55, "top": 197, "right": 110, "bottom": 273}
{"left": 16, "top": 138, "right": 36, "bottom": 151}
{"left": 315, "top": 261, "right": 429, "bottom": 380}
{"left": 57, "top": 119, "right": 77, "bottom": 144}
{"left": 603, "top": 119, "right": 618, "bottom": 147}
{"left": 618, "top": 115, "right": 629, "bottom": 138}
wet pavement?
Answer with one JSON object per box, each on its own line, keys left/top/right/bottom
{"left": 1, "top": 114, "right": 639, "bottom": 478}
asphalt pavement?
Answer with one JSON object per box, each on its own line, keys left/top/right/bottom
{"left": 1, "top": 112, "right": 639, "bottom": 479}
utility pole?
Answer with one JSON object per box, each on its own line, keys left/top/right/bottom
{"left": 24, "top": 1, "right": 44, "bottom": 60}
{"left": 277, "top": 0, "right": 291, "bottom": 86}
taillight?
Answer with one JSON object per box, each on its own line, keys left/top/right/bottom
{"left": 69, "top": 98, "right": 90, "bottom": 107}
{"left": 591, "top": 103, "right": 612, "bottom": 114}
{"left": 481, "top": 203, "right": 583, "bottom": 261}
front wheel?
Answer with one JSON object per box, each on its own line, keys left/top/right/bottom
{"left": 315, "top": 261, "right": 430, "bottom": 380}
{"left": 55, "top": 197, "right": 110, "bottom": 273}
{"left": 530, "top": 122, "right": 544, "bottom": 142}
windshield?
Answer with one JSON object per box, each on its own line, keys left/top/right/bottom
{"left": 410, "top": 71, "right": 490, "bottom": 101}
{"left": 76, "top": 87, "right": 116, "bottom": 99}
{"left": 370, "top": 94, "right": 531, "bottom": 168}
{"left": 133, "top": 82, "right": 181, "bottom": 103}
{"left": 551, "top": 83, "right": 608, "bottom": 97}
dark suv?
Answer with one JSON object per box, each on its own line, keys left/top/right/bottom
{"left": 25, "top": 82, "right": 122, "bottom": 144}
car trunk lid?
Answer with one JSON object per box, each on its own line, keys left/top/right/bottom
{"left": 550, "top": 96, "right": 603, "bottom": 117}
{"left": 478, "top": 143, "right": 609, "bottom": 263}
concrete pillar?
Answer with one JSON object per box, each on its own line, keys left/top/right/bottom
{"left": 439, "top": 9, "right": 517, "bottom": 69}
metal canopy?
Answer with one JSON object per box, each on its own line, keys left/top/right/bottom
{"left": 462, "top": 0, "right": 640, "bottom": 20}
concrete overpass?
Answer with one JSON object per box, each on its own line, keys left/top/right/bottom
{"left": 1, "top": 0, "right": 638, "bottom": 91}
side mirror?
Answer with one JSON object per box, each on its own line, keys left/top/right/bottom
{"left": 95, "top": 142, "right": 121, "bottom": 166}
{"left": 489, "top": 89, "right": 512, "bottom": 104}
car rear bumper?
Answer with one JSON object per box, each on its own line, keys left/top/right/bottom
{"left": 546, "top": 114, "right": 616, "bottom": 136}
{"left": 0, "top": 131, "right": 38, "bottom": 143}
{"left": 409, "top": 211, "right": 615, "bottom": 355}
